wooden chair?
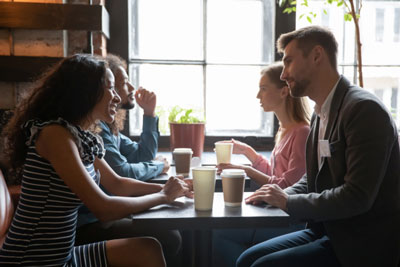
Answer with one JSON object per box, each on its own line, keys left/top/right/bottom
{"left": 0, "top": 169, "right": 14, "bottom": 248}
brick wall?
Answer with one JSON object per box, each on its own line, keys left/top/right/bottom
{"left": 0, "top": 0, "right": 107, "bottom": 110}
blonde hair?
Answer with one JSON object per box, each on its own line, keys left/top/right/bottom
{"left": 260, "top": 62, "right": 311, "bottom": 143}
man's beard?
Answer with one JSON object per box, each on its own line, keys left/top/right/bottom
{"left": 120, "top": 101, "right": 135, "bottom": 110}
{"left": 289, "top": 78, "right": 309, "bottom": 98}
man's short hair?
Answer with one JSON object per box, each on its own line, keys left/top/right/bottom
{"left": 277, "top": 25, "right": 338, "bottom": 69}
{"left": 105, "top": 54, "right": 128, "bottom": 75}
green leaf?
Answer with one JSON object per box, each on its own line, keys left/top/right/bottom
{"left": 168, "top": 105, "right": 204, "bottom": 123}
{"left": 299, "top": 14, "right": 305, "bottom": 19}
{"left": 323, "top": 9, "right": 327, "bottom": 15}
{"left": 337, "top": 1, "right": 343, "bottom": 7}
{"left": 344, "top": 13, "right": 353, "bottom": 21}
{"left": 283, "top": 7, "right": 292, "bottom": 14}
{"left": 307, "top": 16, "right": 312, "bottom": 23}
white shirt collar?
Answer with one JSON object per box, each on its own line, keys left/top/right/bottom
{"left": 315, "top": 76, "right": 341, "bottom": 120}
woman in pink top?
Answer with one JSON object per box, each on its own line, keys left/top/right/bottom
{"left": 213, "top": 62, "right": 311, "bottom": 267}
{"left": 218, "top": 62, "right": 311, "bottom": 188}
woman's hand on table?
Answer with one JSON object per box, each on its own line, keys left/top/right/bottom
{"left": 175, "top": 175, "right": 194, "bottom": 199}
{"left": 245, "top": 184, "right": 288, "bottom": 211}
{"left": 162, "top": 176, "right": 192, "bottom": 203}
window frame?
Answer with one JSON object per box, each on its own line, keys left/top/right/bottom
{"left": 106, "top": 0, "right": 295, "bottom": 151}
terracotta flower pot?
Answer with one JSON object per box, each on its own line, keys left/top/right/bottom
{"left": 169, "top": 123, "right": 205, "bottom": 158}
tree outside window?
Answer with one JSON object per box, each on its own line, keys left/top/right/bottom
{"left": 296, "top": 0, "right": 400, "bottom": 129}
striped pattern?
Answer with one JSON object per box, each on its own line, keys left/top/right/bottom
{"left": 0, "top": 121, "right": 107, "bottom": 266}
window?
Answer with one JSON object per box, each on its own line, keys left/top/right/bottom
{"left": 395, "top": 8, "right": 400, "bottom": 42}
{"left": 375, "top": 8, "right": 384, "bottom": 42}
{"left": 127, "top": 0, "right": 278, "bottom": 147}
{"left": 296, "top": 0, "right": 400, "bottom": 129}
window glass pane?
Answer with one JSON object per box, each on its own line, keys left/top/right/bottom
{"left": 341, "top": 66, "right": 400, "bottom": 129}
{"left": 207, "top": 0, "right": 272, "bottom": 64}
{"left": 206, "top": 65, "right": 274, "bottom": 136}
{"left": 131, "top": 0, "right": 203, "bottom": 60}
{"left": 363, "top": 66, "right": 400, "bottom": 128}
{"left": 360, "top": 1, "right": 400, "bottom": 65}
{"left": 128, "top": 0, "right": 276, "bottom": 137}
{"left": 395, "top": 8, "right": 400, "bottom": 42}
{"left": 375, "top": 8, "right": 384, "bottom": 42}
{"left": 129, "top": 64, "right": 204, "bottom": 135}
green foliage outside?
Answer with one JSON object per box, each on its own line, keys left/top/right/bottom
{"left": 279, "top": 0, "right": 364, "bottom": 87}
{"left": 280, "top": 0, "right": 360, "bottom": 23}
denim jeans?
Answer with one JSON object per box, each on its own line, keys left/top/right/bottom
{"left": 212, "top": 224, "right": 304, "bottom": 267}
{"left": 236, "top": 228, "right": 341, "bottom": 267}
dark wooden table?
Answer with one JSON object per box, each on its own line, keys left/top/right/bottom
{"left": 131, "top": 192, "right": 295, "bottom": 267}
{"left": 157, "top": 151, "right": 271, "bottom": 166}
{"left": 150, "top": 151, "right": 272, "bottom": 192}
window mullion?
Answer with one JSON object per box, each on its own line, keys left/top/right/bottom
{"left": 203, "top": 0, "right": 207, "bottom": 135}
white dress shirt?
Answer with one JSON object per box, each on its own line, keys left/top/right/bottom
{"left": 315, "top": 76, "right": 341, "bottom": 168}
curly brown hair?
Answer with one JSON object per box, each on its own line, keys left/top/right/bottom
{"left": 104, "top": 54, "right": 128, "bottom": 135}
{"left": 2, "top": 54, "right": 108, "bottom": 183}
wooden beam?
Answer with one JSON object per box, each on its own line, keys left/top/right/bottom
{"left": 0, "top": 2, "right": 109, "bottom": 38}
{"left": 0, "top": 56, "right": 63, "bottom": 82}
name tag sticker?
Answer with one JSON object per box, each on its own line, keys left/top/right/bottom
{"left": 319, "top": 140, "right": 331, "bottom": 158}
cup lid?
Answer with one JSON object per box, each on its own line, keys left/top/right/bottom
{"left": 214, "top": 142, "right": 233, "bottom": 147}
{"left": 173, "top": 148, "right": 193, "bottom": 153}
{"left": 192, "top": 166, "right": 217, "bottom": 172}
{"left": 221, "top": 169, "right": 245, "bottom": 177}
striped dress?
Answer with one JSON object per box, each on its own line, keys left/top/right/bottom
{"left": 0, "top": 118, "right": 108, "bottom": 266}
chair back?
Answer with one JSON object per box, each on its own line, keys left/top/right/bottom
{"left": 0, "top": 169, "right": 14, "bottom": 248}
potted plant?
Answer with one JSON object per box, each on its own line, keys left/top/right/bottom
{"left": 166, "top": 106, "right": 205, "bottom": 158}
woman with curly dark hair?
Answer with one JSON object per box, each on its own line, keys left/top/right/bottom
{"left": 0, "top": 54, "right": 191, "bottom": 267}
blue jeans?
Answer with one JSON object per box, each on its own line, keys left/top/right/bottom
{"left": 236, "top": 228, "right": 341, "bottom": 267}
{"left": 212, "top": 224, "right": 304, "bottom": 267}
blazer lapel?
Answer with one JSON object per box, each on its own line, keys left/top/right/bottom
{"left": 317, "top": 76, "right": 350, "bottom": 174}
{"left": 307, "top": 113, "right": 320, "bottom": 192}
{"left": 323, "top": 76, "right": 351, "bottom": 141}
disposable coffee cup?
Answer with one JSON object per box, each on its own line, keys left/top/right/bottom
{"left": 173, "top": 148, "right": 193, "bottom": 177}
{"left": 192, "top": 167, "right": 217, "bottom": 211}
{"left": 215, "top": 142, "right": 233, "bottom": 164}
{"left": 221, "top": 169, "right": 245, "bottom": 207}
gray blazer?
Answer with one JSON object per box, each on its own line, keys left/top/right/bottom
{"left": 285, "top": 76, "right": 400, "bottom": 267}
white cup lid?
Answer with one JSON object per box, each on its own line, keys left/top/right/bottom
{"left": 192, "top": 166, "right": 217, "bottom": 172}
{"left": 214, "top": 142, "right": 233, "bottom": 146}
{"left": 173, "top": 148, "right": 193, "bottom": 154}
{"left": 221, "top": 169, "right": 245, "bottom": 178}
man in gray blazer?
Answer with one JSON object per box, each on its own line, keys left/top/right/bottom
{"left": 237, "top": 26, "right": 400, "bottom": 267}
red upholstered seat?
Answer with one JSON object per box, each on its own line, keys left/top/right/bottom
{"left": 0, "top": 169, "right": 14, "bottom": 248}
